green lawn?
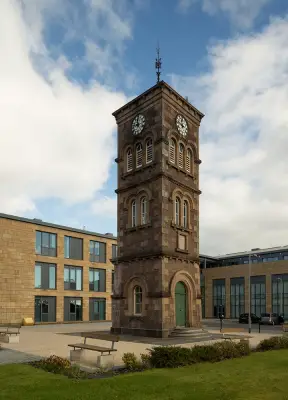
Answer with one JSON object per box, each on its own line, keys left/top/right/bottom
{"left": 1, "top": 351, "right": 288, "bottom": 400}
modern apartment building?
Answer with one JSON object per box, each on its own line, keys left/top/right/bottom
{"left": 0, "top": 213, "right": 117, "bottom": 324}
{"left": 200, "top": 246, "right": 288, "bottom": 320}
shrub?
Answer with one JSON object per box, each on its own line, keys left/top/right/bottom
{"left": 122, "top": 352, "right": 142, "bottom": 371}
{"left": 140, "top": 353, "right": 151, "bottom": 369}
{"left": 33, "top": 355, "right": 71, "bottom": 374}
{"left": 147, "top": 346, "right": 196, "bottom": 369}
{"left": 147, "top": 341, "right": 250, "bottom": 369}
{"left": 257, "top": 336, "right": 288, "bottom": 351}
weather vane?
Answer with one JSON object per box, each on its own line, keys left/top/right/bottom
{"left": 155, "top": 43, "right": 162, "bottom": 83}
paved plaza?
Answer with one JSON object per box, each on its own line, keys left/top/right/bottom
{"left": 0, "top": 321, "right": 283, "bottom": 367}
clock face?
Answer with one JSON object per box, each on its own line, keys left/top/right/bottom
{"left": 132, "top": 114, "right": 145, "bottom": 135}
{"left": 176, "top": 115, "right": 188, "bottom": 137}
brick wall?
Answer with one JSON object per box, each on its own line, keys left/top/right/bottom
{"left": 0, "top": 216, "right": 116, "bottom": 324}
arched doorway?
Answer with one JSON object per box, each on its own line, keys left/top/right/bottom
{"left": 175, "top": 281, "right": 187, "bottom": 327}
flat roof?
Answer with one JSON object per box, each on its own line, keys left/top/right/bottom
{"left": 0, "top": 212, "right": 117, "bottom": 241}
{"left": 201, "top": 245, "right": 288, "bottom": 260}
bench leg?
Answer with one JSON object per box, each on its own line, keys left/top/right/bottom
{"left": 96, "top": 353, "right": 115, "bottom": 368}
{"left": 0, "top": 334, "right": 19, "bottom": 344}
{"left": 70, "top": 349, "right": 83, "bottom": 363}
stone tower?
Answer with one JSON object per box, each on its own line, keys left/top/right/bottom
{"left": 111, "top": 81, "right": 204, "bottom": 338}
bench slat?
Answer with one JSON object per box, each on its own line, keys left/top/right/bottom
{"left": 68, "top": 343, "right": 117, "bottom": 352}
{"left": 81, "top": 332, "right": 119, "bottom": 342}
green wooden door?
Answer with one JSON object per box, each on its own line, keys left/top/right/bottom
{"left": 175, "top": 282, "right": 187, "bottom": 327}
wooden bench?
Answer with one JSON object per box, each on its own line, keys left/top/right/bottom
{"left": 221, "top": 328, "right": 245, "bottom": 340}
{"left": 68, "top": 332, "right": 119, "bottom": 356}
{"left": 0, "top": 323, "right": 21, "bottom": 336}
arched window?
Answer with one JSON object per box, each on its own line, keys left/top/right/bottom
{"left": 183, "top": 200, "right": 188, "bottom": 228}
{"left": 146, "top": 139, "right": 153, "bottom": 164}
{"left": 134, "top": 286, "right": 142, "bottom": 315}
{"left": 131, "top": 200, "right": 136, "bottom": 227}
{"left": 178, "top": 144, "right": 184, "bottom": 168}
{"left": 127, "top": 148, "right": 133, "bottom": 172}
{"left": 175, "top": 197, "right": 180, "bottom": 225}
{"left": 136, "top": 143, "right": 143, "bottom": 168}
{"left": 186, "top": 149, "right": 192, "bottom": 173}
{"left": 169, "top": 139, "right": 176, "bottom": 163}
{"left": 140, "top": 196, "right": 147, "bottom": 225}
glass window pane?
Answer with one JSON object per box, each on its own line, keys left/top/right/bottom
{"left": 64, "top": 268, "right": 69, "bottom": 282}
{"left": 70, "top": 268, "right": 76, "bottom": 282}
{"left": 76, "top": 269, "right": 82, "bottom": 290}
{"left": 42, "top": 232, "right": 49, "bottom": 248}
{"left": 35, "top": 231, "right": 41, "bottom": 254}
{"left": 64, "top": 237, "right": 70, "bottom": 258}
{"left": 50, "top": 234, "right": 56, "bottom": 249}
{"left": 49, "top": 265, "right": 56, "bottom": 289}
{"left": 35, "top": 265, "right": 41, "bottom": 288}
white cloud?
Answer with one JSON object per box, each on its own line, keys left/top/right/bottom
{"left": 170, "top": 16, "right": 288, "bottom": 255}
{"left": 91, "top": 196, "right": 117, "bottom": 217}
{"left": 178, "top": 0, "right": 272, "bottom": 29}
{"left": 0, "top": 0, "right": 132, "bottom": 214}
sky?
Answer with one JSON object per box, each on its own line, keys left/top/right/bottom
{"left": 1, "top": 0, "right": 288, "bottom": 256}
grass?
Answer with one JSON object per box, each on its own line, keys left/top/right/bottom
{"left": 1, "top": 350, "right": 288, "bottom": 400}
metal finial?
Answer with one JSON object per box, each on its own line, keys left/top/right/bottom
{"left": 155, "top": 43, "right": 162, "bottom": 83}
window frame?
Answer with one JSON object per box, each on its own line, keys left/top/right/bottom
{"left": 183, "top": 200, "right": 188, "bottom": 228}
{"left": 34, "top": 262, "right": 57, "bottom": 290}
{"left": 186, "top": 148, "right": 192, "bottom": 173}
{"left": 178, "top": 143, "right": 184, "bottom": 168}
{"left": 146, "top": 139, "right": 153, "bottom": 164}
{"left": 140, "top": 196, "right": 147, "bottom": 225}
{"left": 134, "top": 285, "right": 143, "bottom": 315}
{"left": 131, "top": 200, "right": 137, "bottom": 227}
{"left": 64, "top": 236, "right": 83, "bottom": 260}
{"left": 89, "top": 267, "right": 106, "bottom": 292}
{"left": 126, "top": 148, "right": 133, "bottom": 172}
{"left": 89, "top": 240, "right": 106, "bottom": 263}
{"left": 169, "top": 138, "right": 176, "bottom": 164}
{"left": 64, "top": 265, "right": 83, "bottom": 291}
{"left": 175, "top": 197, "right": 180, "bottom": 225}
{"left": 35, "top": 231, "right": 57, "bottom": 257}
{"left": 136, "top": 143, "right": 143, "bottom": 168}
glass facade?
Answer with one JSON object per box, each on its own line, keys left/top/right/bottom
{"left": 64, "top": 297, "right": 82, "bottom": 321}
{"left": 213, "top": 279, "right": 226, "bottom": 317}
{"left": 64, "top": 236, "right": 83, "bottom": 260}
{"left": 89, "top": 298, "right": 106, "bottom": 321}
{"left": 251, "top": 276, "right": 266, "bottom": 317}
{"left": 230, "top": 277, "right": 245, "bottom": 318}
{"left": 272, "top": 274, "right": 288, "bottom": 320}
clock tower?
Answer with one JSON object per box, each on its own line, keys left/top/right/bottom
{"left": 111, "top": 80, "right": 204, "bottom": 338}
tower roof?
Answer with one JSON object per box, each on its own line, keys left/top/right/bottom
{"left": 112, "top": 80, "right": 204, "bottom": 120}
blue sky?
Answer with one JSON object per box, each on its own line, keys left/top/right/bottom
{"left": 1, "top": 0, "right": 288, "bottom": 254}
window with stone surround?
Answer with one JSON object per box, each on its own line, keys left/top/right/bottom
{"left": 134, "top": 286, "right": 142, "bottom": 315}
{"left": 126, "top": 148, "right": 133, "bottom": 172}
{"left": 186, "top": 149, "right": 192, "bottom": 173}
{"left": 169, "top": 138, "right": 176, "bottom": 163}
{"left": 178, "top": 143, "right": 184, "bottom": 168}
{"left": 131, "top": 200, "right": 137, "bottom": 227}
{"left": 64, "top": 266, "right": 83, "bottom": 291}
{"left": 178, "top": 233, "right": 187, "bottom": 250}
{"left": 89, "top": 240, "right": 106, "bottom": 263}
{"left": 175, "top": 197, "right": 180, "bottom": 225}
{"left": 35, "top": 231, "right": 57, "bottom": 257}
{"left": 146, "top": 139, "right": 153, "bottom": 164}
{"left": 140, "top": 196, "right": 148, "bottom": 224}
{"left": 183, "top": 200, "right": 188, "bottom": 228}
{"left": 34, "top": 262, "right": 56, "bottom": 289}
{"left": 89, "top": 268, "right": 106, "bottom": 292}
{"left": 136, "top": 143, "right": 143, "bottom": 168}
{"left": 64, "top": 236, "right": 83, "bottom": 260}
